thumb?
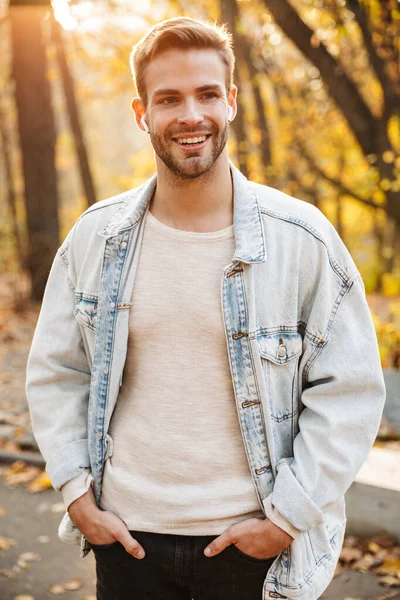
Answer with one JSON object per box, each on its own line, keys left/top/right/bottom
{"left": 115, "top": 527, "right": 146, "bottom": 559}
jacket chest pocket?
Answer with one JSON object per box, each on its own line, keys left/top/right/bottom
{"left": 73, "top": 295, "right": 99, "bottom": 331}
{"left": 73, "top": 295, "right": 99, "bottom": 367}
{"left": 256, "top": 332, "right": 303, "bottom": 459}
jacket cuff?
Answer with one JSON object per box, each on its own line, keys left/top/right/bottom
{"left": 46, "top": 439, "right": 90, "bottom": 491}
{"left": 61, "top": 469, "right": 93, "bottom": 510}
{"left": 262, "top": 495, "right": 301, "bottom": 539}
{"left": 268, "top": 459, "right": 325, "bottom": 531}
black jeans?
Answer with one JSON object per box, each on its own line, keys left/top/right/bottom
{"left": 91, "top": 530, "right": 278, "bottom": 600}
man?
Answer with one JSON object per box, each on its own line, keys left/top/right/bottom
{"left": 26, "top": 16, "right": 386, "bottom": 600}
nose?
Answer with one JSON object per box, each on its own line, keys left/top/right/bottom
{"left": 176, "top": 99, "right": 204, "bottom": 127}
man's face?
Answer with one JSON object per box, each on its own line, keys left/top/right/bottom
{"left": 141, "top": 48, "right": 237, "bottom": 179}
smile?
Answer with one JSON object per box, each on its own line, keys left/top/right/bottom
{"left": 173, "top": 135, "right": 211, "bottom": 151}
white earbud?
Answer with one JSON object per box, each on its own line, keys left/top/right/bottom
{"left": 141, "top": 114, "right": 149, "bottom": 133}
{"left": 228, "top": 106, "right": 234, "bottom": 122}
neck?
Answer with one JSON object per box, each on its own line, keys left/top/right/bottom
{"left": 150, "top": 151, "right": 233, "bottom": 232}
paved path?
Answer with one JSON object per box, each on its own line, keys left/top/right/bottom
{"left": 0, "top": 477, "right": 96, "bottom": 600}
{"left": 1, "top": 478, "right": 399, "bottom": 600}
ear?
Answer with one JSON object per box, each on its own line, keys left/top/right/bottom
{"left": 132, "top": 97, "right": 148, "bottom": 133}
{"left": 227, "top": 85, "right": 238, "bottom": 122}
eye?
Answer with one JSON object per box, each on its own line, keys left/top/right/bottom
{"left": 161, "top": 97, "right": 177, "bottom": 104}
{"left": 202, "top": 92, "right": 218, "bottom": 99}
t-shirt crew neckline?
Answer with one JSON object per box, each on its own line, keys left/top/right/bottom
{"left": 146, "top": 209, "right": 234, "bottom": 242}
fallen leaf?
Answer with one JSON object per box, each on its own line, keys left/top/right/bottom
{"left": 353, "top": 552, "right": 383, "bottom": 572}
{"left": 4, "top": 462, "right": 42, "bottom": 488}
{"left": 372, "top": 532, "right": 398, "bottom": 549}
{"left": 63, "top": 578, "right": 83, "bottom": 590}
{"left": 8, "top": 460, "right": 26, "bottom": 473}
{"left": 37, "top": 535, "right": 50, "bottom": 543}
{"left": 28, "top": 470, "right": 53, "bottom": 493}
{"left": 0, "top": 569, "right": 16, "bottom": 578}
{"left": 379, "top": 575, "right": 400, "bottom": 587}
{"left": 7, "top": 470, "right": 39, "bottom": 486}
{"left": 12, "top": 596, "right": 36, "bottom": 600}
{"left": 19, "top": 552, "right": 41, "bottom": 561}
{"left": 3, "top": 440, "right": 22, "bottom": 452}
{"left": 48, "top": 584, "right": 65, "bottom": 595}
{"left": 369, "top": 541, "right": 383, "bottom": 554}
{"left": 17, "top": 558, "right": 31, "bottom": 569}
{"left": 376, "top": 554, "right": 400, "bottom": 575}
{"left": 0, "top": 507, "right": 7, "bottom": 517}
{"left": 340, "top": 547, "right": 363, "bottom": 563}
{"left": 0, "top": 536, "right": 16, "bottom": 550}
{"left": 14, "top": 426, "right": 26, "bottom": 437}
{"left": 0, "top": 412, "right": 23, "bottom": 426}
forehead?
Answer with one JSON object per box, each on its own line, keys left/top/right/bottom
{"left": 145, "top": 48, "right": 227, "bottom": 101}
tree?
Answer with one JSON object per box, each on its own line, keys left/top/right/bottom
{"left": 263, "top": 0, "right": 400, "bottom": 230}
{"left": 9, "top": 0, "right": 60, "bottom": 301}
{"left": 50, "top": 13, "right": 97, "bottom": 208}
{"left": 220, "top": 0, "right": 273, "bottom": 182}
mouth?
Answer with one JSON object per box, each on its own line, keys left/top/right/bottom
{"left": 172, "top": 134, "right": 212, "bottom": 152}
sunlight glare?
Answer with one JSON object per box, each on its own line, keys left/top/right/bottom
{"left": 51, "top": 0, "right": 151, "bottom": 32}
{"left": 52, "top": 0, "right": 77, "bottom": 31}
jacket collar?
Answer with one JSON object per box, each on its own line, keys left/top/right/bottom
{"left": 98, "top": 160, "right": 266, "bottom": 264}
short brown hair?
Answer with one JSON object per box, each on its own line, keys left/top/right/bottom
{"left": 130, "top": 16, "right": 235, "bottom": 107}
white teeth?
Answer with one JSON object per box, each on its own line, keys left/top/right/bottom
{"left": 177, "top": 135, "right": 207, "bottom": 145}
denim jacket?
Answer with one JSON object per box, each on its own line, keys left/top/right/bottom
{"left": 26, "top": 161, "right": 386, "bottom": 600}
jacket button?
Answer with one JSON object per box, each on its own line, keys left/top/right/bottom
{"left": 104, "top": 368, "right": 109, "bottom": 374}
{"left": 121, "top": 242, "right": 127, "bottom": 248}
{"left": 110, "top": 302, "right": 115, "bottom": 308}
{"left": 278, "top": 346, "right": 286, "bottom": 358}
{"left": 232, "top": 332, "right": 248, "bottom": 339}
{"left": 97, "top": 432, "right": 102, "bottom": 438}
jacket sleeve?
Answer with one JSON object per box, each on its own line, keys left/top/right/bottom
{"left": 265, "top": 505, "right": 301, "bottom": 539}
{"left": 264, "top": 274, "right": 386, "bottom": 532}
{"left": 25, "top": 244, "right": 92, "bottom": 492}
{"left": 61, "top": 469, "right": 94, "bottom": 511}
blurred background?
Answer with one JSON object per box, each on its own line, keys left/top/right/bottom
{"left": 0, "top": 1, "right": 400, "bottom": 599}
{"left": 0, "top": 0, "right": 400, "bottom": 364}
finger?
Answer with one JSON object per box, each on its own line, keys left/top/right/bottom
{"left": 204, "top": 531, "right": 233, "bottom": 557}
{"left": 116, "top": 528, "right": 146, "bottom": 559}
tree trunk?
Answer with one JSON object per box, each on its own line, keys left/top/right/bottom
{"left": 335, "top": 153, "right": 344, "bottom": 242}
{"left": 9, "top": 0, "right": 60, "bottom": 301}
{"left": 374, "top": 218, "right": 385, "bottom": 293}
{"left": 238, "top": 32, "right": 273, "bottom": 183}
{"left": 0, "top": 92, "right": 25, "bottom": 270}
{"left": 51, "top": 14, "right": 97, "bottom": 207}
{"left": 219, "top": 0, "right": 248, "bottom": 177}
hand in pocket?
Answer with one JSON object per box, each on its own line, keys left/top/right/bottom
{"left": 68, "top": 487, "right": 146, "bottom": 559}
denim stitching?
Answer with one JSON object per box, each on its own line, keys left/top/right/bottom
{"left": 76, "top": 198, "right": 126, "bottom": 222}
{"left": 57, "top": 250, "right": 76, "bottom": 293}
{"left": 259, "top": 208, "right": 354, "bottom": 285}
{"left": 74, "top": 292, "right": 99, "bottom": 302}
{"left": 302, "top": 280, "right": 354, "bottom": 379}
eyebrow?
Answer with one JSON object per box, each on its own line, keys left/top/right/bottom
{"left": 152, "top": 84, "right": 224, "bottom": 99}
